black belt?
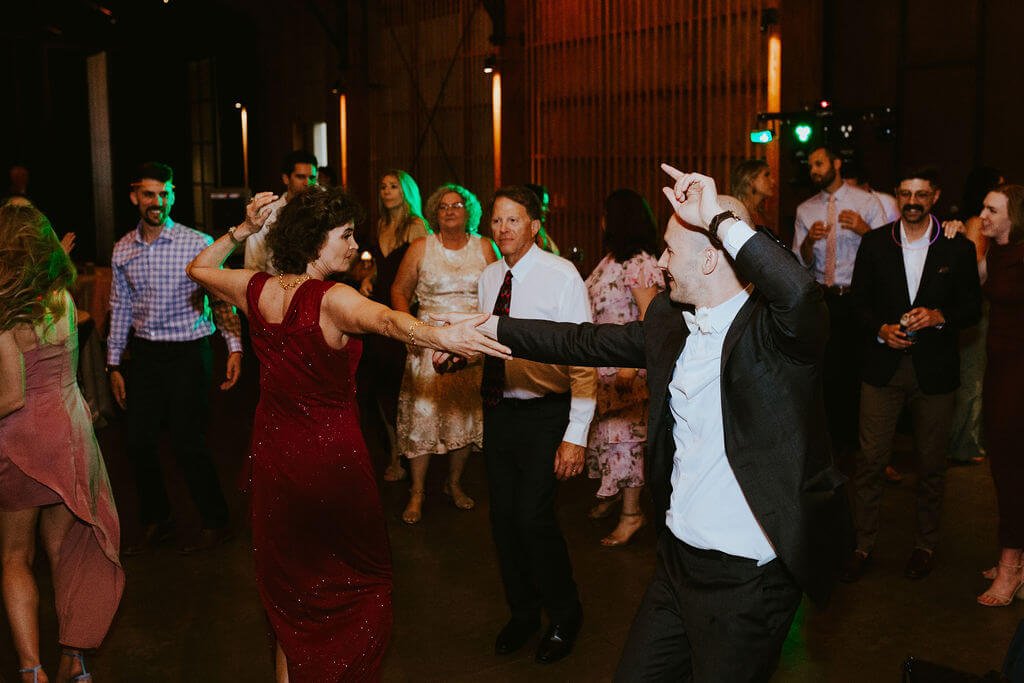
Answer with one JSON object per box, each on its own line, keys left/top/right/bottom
{"left": 823, "top": 285, "right": 852, "bottom": 297}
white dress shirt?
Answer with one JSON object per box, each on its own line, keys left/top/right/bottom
{"left": 665, "top": 220, "right": 776, "bottom": 564}
{"left": 478, "top": 244, "right": 597, "bottom": 446}
{"left": 244, "top": 195, "right": 288, "bottom": 274}
{"left": 900, "top": 221, "right": 931, "bottom": 303}
{"left": 793, "top": 183, "right": 887, "bottom": 287}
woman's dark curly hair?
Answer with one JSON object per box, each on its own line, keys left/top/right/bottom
{"left": 267, "top": 186, "right": 366, "bottom": 274}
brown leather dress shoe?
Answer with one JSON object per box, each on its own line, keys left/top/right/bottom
{"left": 839, "top": 550, "right": 872, "bottom": 583}
{"left": 904, "top": 548, "right": 934, "bottom": 579}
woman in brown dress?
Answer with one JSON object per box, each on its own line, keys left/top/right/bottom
{"left": 976, "top": 184, "right": 1024, "bottom": 606}
{"left": 0, "top": 204, "right": 124, "bottom": 681}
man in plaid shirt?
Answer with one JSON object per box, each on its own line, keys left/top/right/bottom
{"left": 107, "top": 162, "right": 241, "bottom": 555}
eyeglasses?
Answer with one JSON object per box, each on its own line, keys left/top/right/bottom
{"left": 439, "top": 202, "right": 465, "bottom": 211}
{"left": 896, "top": 190, "right": 935, "bottom": 201}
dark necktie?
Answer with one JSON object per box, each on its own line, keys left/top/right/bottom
{"left": 481, "top": 269, "right": 513, "bottom": 408}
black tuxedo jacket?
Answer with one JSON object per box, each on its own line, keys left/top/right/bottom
{"left": 849, "top": 223, "right": 981, "bottom": 394}
{"left": 497, "top": 233, "right": 849, "bottom": 605}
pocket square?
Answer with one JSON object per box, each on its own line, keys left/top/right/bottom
{"left": 937, "top": 265, "right": 950, "bottom": 274}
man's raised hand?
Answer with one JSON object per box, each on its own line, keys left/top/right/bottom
{"left": 660, "top": 164, "right": 725, "bottom": 229}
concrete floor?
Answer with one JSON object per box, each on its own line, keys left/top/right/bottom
{"left": 2, "top": 353, "right": 1022, "bottom": 681}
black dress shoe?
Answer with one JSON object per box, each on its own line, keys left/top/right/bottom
{"left": 839, "top": 550, "right": 871, "bottom": 583}
{"left": 123, "top": 519, "right": 175, "bottom": 557}
{"left": 536, "top": 609, "right": 583, "bottom": 664}
{"left": 904, "top": 548, "right": 934, "bottom": 579}
{"left": 494, "top": 619, "right": 539, "bottom": 655}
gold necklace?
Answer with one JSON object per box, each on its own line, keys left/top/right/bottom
{"left": 277, "top": 273, "right": 311, "bottom": 291}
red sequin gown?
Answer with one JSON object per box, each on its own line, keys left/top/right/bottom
{"left": 246, "top": 273, "right": 392, "bottom": 682}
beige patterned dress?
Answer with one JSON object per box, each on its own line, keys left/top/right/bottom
{"left": 397, "top": 234, "right": 488, "bottom": 458}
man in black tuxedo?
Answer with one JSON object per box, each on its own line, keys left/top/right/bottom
{"left": 843, "top": 167, "right": 981, "bottom": 582}
{"left": 446, "top": 167, "right": 848, "bottom": 681}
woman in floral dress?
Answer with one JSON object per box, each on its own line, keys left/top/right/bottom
{"left": 583, "top": 189, "right": 663, "bottom": 546}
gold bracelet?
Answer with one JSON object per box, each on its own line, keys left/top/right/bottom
{"left": 408, "top": 320, "right": 427, "bottom": 346}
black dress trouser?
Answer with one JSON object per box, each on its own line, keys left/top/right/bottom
{"left": 483, "top": 393, "right": 581, "bottom": 625}
{"left": 126, "top": 336, "right": 229, "bottom": 529}
{"left": 615, "top": 532, "right": 802, "bottom": 682}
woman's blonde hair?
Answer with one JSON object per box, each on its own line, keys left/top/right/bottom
{"left": 0, "top": 204, "right": 76, "bottom": 331}
{"left": 376, "top": 169, "right": 430, "bottom": 246}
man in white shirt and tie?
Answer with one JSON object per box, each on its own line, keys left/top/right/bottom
{"left": 475, "top": 185, "right": 596, "bottom": 665}
{"left": 793, "top": 146, "right": 887, "bottom": 455}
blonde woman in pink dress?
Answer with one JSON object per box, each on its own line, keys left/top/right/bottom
{"left": 0, "top": 204, "right": 124, "bottom": 683}
{"left": 583, "top": 189, "right": 663, "bottom": 546}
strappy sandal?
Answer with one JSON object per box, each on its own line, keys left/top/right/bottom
{"left": 600, "top": 511, "right": 646, "bottom": 547}
{"left": 18, "top": 665, "right": 42, "bottom": 683}
{"left": 978, "top": 562, "right": 1024, "bottom": 607}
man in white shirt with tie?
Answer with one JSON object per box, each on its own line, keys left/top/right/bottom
{"left": 476, "top": 185, "right": 596, "bottom": 665}
{"left": 793, "top": 146, "right": 887, "bottom": 455}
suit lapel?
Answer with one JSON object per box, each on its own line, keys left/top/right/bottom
{"left": 722, "top": 292, "right": 759, "bottom": 371}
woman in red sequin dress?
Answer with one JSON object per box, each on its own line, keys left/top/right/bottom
{"left": 187, "top": 187, "right": 508, "bottom": 681}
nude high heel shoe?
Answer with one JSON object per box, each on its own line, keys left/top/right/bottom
{"left": 977, "top": 562, "right": 1024, "bottom": 607}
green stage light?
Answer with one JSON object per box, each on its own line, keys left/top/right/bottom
{"left": 794, "top": 124, "right": 813, "bottom": 144}
{"left": 749, "top": 129, "right": 773, "bottom": 144}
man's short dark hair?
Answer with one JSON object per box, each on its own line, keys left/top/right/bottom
{"left": 267, "top": 186, "right": 365, "bottom": 274}
{"left": 488, "top": 185, "right": 543, "bottom": 222}
{"left": 810, "top": 146, "right": 841, "bottom": 164}
{"left": 134, "top": 162, "right": 173, "bottom": 185}
{"left": 897, "top": 165, "right": 941, "bottom": 189}
{"left": 281, "top": 150, "right": 319, "bottom": 176}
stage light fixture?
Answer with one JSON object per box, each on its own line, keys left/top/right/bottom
{"left": 794, "top": 124, "right": 813, "bottom": 144}
{"left": 749, "top": 129, "right": 774, "bottom": 144}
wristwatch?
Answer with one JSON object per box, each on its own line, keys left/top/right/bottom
{"left": 708, "top": 210, "right": 739, "bottom": 236}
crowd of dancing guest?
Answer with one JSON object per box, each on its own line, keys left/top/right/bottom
{"left": 581, "top": 189, "right": 662, "bottom": 546}
{"left": 186, "top": 185, "right": 508, "bottom": 681}
{"left": 0, "top": 204, "right": 124, "bottom": 683}
{"left": 391, "top": 183, "right": 497, "bottom": 523}
{"left": 358, "top": 170, "right": 430, "bottom": 484}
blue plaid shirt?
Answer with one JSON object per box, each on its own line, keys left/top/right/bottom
{"left": 107, "top": 220, "right": 243, "bottom": 365}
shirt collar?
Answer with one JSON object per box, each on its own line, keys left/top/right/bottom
{"left": 502, "top": 243, "right": 540, "bottom": 280}
{"left": 820, "top": 182, "right": 848, "bottom": 203}
{"left": 133, "top": 218, "right": 176, "bottom": 245}
{"left": 683, "top": 284, "right": 753, "bottom": 335}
